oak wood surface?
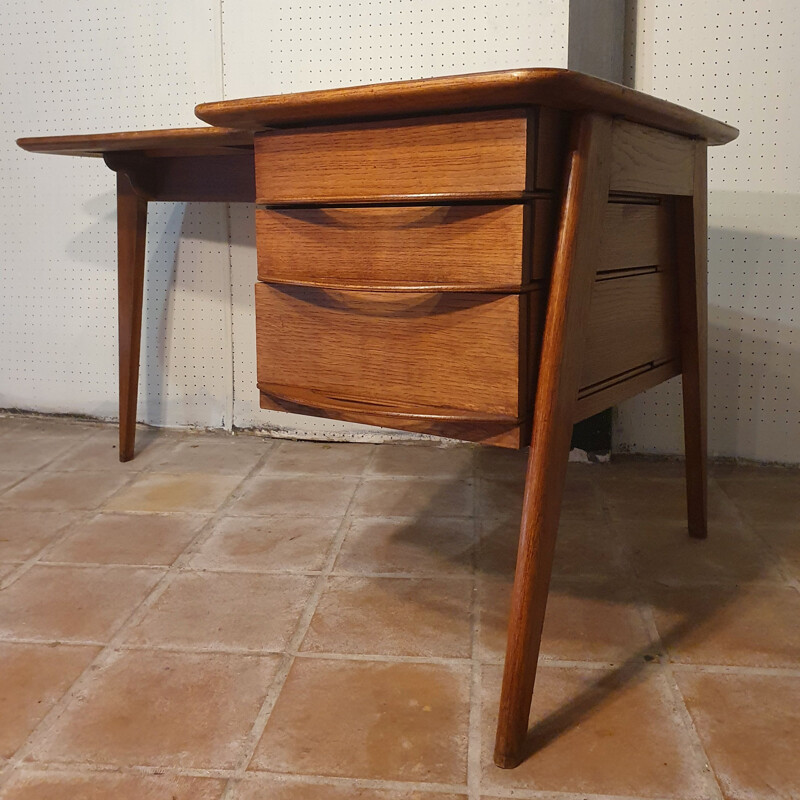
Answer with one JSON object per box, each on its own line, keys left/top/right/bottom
{"left": 254, "top": 283, "right": 536, "bottom": 419}
{"left": 581, "top": 270, "right": 678, "bottom": 388}
{"left": 676, "top": 141, "right": 709, "bottom": 539}
{"left": 597, "top": 199, "right": 671, "bottom": 271}
{"left": 254, "top": 110, "right": 535, "bottom": 204}
{"left": 116, "top": 172, "right": 148, "bottom": 462}
{"left": 256, "top": 203, "right": 545, "bottom": 290}
{"left": 17, "top": 126, "right": 253, "bottom": 158}
{"left": 610, "top": 120, "right": 695, "bottom": 195}
{"left": 196, "top": 67, "right": 737, "bottom": 145}
{"left": 575, "top": 359, "right": 681, "bottom": 421}
{"left": 103, "top": 153, "right": 255, "bottom": 203}
{"left": 258, "top": 383, "right": 526, "bottom": 448}
{"left": 494, "top": 113, "right": 614, "bottom": 769}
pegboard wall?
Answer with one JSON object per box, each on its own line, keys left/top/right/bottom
{"left": 615, "top": 0, "right": 800, "bottom": 463}
{"left": 0, "top": 0, "right": 231, "bottom": 429}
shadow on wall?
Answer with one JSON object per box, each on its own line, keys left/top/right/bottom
{"left": 66, "top": 197, "right": 233, "bottom": 427}
{"left": 616, "top": 221, "right": 800, "bottom": 463}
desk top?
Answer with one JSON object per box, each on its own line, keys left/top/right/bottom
{"left": 16, "top": 126, "right": 253, "bottom": 157}
{"left": 196, "top": 68, "right": 738, "bottom": 145}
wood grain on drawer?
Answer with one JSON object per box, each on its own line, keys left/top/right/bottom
{"left": 255, "top": 110, "right": 534, "bottom": 204}
{"left": 256, "top": 201, "right": 552, "bottom": 289}
{"left": 581, "top": 270, "right": 678, "bottom": 389}
{"left": 254, "top": 283, "right": 533, "bottom": 417}
{"left": 598, "top": 200, "right": 673, "bottom": 272}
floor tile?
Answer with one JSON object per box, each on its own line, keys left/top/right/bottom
{"left": 600, "top": 476, "right": 735, "bottom": 524}
{"left": 1, "top": 471, "right": 130, "bottom": 512}
{"left": 30, "top": 649, "right": 279, "bottom": 769}
{"left": 368, "top": 444, "right": 473, "bottom": 478}
{"left": 230, "top": 476, "right": 359, "bottom": 517}
{"left": 478, "top": 577, "right": 655, "bottom": 664}
{"left": 352, "top": 478, "right": 473, "bottom": 518}
{"left": 151, "top": 434, "right": 269, "bottom": 474}
{"left": 301, "top": 576, "right": 473, "bottom": 658}
{"left": 263, "top": 441, "right": 375, "bottom": 476}
{"left": 648, "top": 584, "right": 800, "bottom": 667}
{"left": 251, "top": 658, "right": 469, "bottom": 783}
{"left": 0, "top": 472, "right": 27, "bottom": 494}
{"left": 190, "top": 515, "right": 341, "bottom": 573}
{"left": 676, "top": 671, "right": 800, "bottom": 800}
{"left": 124, "top": 572, "right": 314, "bottom": 651}
{"left": 481, "top": 664, "right": 711, "bottom": 798}
{"left": 0, "top": 429, "right": 94, "bottom": 472}
{"left": 0, "top": 510, "right": 82, "bottom": 562}
{"left": 0, "top": 771, "right": 226, "bottom": 800}
{"left": 105, "top": 472, "right": 241, "bottom": 513}
{"left": 474, "top": 446, "right": 527, "bottom": 480}
{"left": 42, "top": 512, "right": 205, "bottom": 565}
{"left": 617, "top": 516, "right": 787, "bottom": 585}
{"left": 0, "top": 642, "right": 99, "bottom": 758}
{"left": 233, "top": 775, "right": 465, "bottom": 799}
{"left": 43, "top": 427, "right": 180, "bottom": 472}
{"left": 718, "top": 473, "right": 800, "bottom": 528}
{"left": 477, "top": 514, "right": 625, "bottom": 581}
{"left": 0, "top": 565, "right": 161, "bottom": 643}
{"left": 335, "top": 517, "right": 473, "bottom": 576}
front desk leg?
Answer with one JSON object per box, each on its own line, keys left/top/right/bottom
{"left": 676, "top": 142, "right": 709, "bottom": 539}
{"left": 493, "top": 113, "right": 613, "bottom": 769}
{"left": 116, "top": 171, "right": 147, "bottom": 462}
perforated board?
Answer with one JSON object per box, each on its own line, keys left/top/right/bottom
{"left": 0, "top": 1, "right": 232, "bottom": 429}
{"left": 616, "top": 0, "right": 799, "bottom": 463}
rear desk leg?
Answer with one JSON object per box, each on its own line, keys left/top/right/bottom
{"left": 676, "top": 142, "right": 709, "bottom": 539}
{"left": 493, "top": 113, "right": 613, "bottom": 769}
{"left": 116, "top": 171, "right": 148, "bottom": 462}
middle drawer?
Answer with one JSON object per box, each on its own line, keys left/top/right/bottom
{"left": 256, "top": 202, "right": 552, "bottom": 290}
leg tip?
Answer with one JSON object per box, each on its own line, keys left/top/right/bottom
{"left": 119, "top": 450, "right": 134, "bottom": 463}
{"left": 493, "top": 747, "right": 523, "bottom": 769}
{"left": 688, "top": 524, "right": 708, "bottom": 540}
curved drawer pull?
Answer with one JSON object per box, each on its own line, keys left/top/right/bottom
{"left": 257, "top": 382, "right": 519, "bottom": 424}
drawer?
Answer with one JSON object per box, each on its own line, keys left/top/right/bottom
{"left": 255, "top": 110, "right": 538, "bottom": 204}
{"left": 256, "top": 201, "right": 554, "bottom": 290}
{"left": 254, "top": 283, "right": 541, "bottom": 424}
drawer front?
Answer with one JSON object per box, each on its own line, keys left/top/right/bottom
{"left": 256, "top": 202, "right": 553, "bottom": 289}
{"left": 254, "top": 283, "right": 529, "bottom": 417}
{"left": 581, "top": 270, "right": 678, "bottom": 389}
{"left": 255, "top": 110, "right": 534, "bottom": 204}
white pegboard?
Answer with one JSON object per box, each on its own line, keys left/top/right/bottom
{"left": 0, "top": 0, "right": 231, "bottom": 429}
{"left": 616, "top": 0, "right": 799, "bottom": 463}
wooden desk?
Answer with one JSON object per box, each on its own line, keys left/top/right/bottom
{"left": 17, "top": 68, "right": 737, "bottom": 768}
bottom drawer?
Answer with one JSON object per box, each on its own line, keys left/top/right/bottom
{"left": 255, "top": 283, "right": 541, "bottom": 446}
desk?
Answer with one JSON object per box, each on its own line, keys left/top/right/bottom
{"left": 17, "top": 68, "right": 737, "bottom": 768}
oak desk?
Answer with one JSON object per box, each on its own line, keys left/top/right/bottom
{"left": 17, "top": 68, "right": 737, "bottom": 768}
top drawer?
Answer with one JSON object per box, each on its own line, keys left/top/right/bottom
{"left": 255, "top": 109, "right": 551, "bottom": 205}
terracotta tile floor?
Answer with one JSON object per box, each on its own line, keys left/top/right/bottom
{"left": 0, "top": 414, "right": 799, "bottom": 800}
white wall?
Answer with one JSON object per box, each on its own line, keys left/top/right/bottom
{"left": 616, "top": 0, "right": 799, "bottom": 463}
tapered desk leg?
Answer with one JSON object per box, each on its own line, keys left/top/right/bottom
{"left": 493, "top": 113, "right": 613, "bottom": 769}
{"left": 116, "top": 171, "right": 147, "bottom": 462}
{"left": 676, "top": 142, "right": 709, "bottom": 539}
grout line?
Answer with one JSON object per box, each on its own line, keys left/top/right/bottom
{"left": 595, "top": 476, "right": 726, "bottom": 800}
{"left": 466, "top": 448, "right": 483, "bottom": 800}
{"left": 0, "top": 437, "right": 279, "bottom": 790}
{"left": 219, "top": 445, "right": 382, "bottom": 798}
